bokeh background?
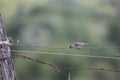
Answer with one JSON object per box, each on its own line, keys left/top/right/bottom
{"left": 0, "top": 0, "right": 120, "bottom": 80}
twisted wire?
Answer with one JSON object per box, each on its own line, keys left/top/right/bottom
{"left": 12, "top": 43, "right": 120, "bottom": 50}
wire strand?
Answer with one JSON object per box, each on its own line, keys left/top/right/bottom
{"left": 11, "top": 50, "right": 120, "bottom": 60}
{"left": 12, "top": 44, "right": 120, "bottom": 50}
{"left": 13, "top": 54, "right": 60, "bottom": 72}
{"left": 58, "top": 66, "right": 120, "bottom": 72}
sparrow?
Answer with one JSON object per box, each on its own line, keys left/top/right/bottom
{"left": 69, "top": 42, "right": 88, "bottom": 49}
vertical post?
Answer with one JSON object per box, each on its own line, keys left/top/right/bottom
{"left": 0, "top": 14, "right": 16, "bottom": 80}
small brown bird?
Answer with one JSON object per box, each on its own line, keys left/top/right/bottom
{"left": 69, "top": 42, "right": 88, "bottom": 49}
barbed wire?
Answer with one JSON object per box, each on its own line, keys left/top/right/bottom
{"left": 13, "top": 54, "right": 60, "bottom": 72}
{"left": 58, "top": 66, "right": 120, "bottom": 72}
{"left": 10, "top": 49, "right": 120, "bottom": 60}
{"left": 12, "top": 54, "right": 120, "bottom": 73}
{"left": 12, "top": 43, "right": 120, "bottom": 50}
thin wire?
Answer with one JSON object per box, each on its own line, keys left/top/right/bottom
{"left": 11, "top": 50, "right": 120, "bottom": 60}
{"left": 58, "top": 67, "right": 120, "bottom": 72}
{"left": 13, "top": 44, "right": 62, "bottom": 49}
{"left": 12, "top": 44, "right": 120, "bottom": 50}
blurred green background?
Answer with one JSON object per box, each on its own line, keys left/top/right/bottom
{"left": 0, "top": 0, "right": 120, "bottom": 80}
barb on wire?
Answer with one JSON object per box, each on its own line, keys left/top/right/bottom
{"left": 11, "top": 50, "right": 120, "bottom": 60}
{"left": 12, "top": 54, "right": 60, "bottom": 72}
{"left": 12, "top": 43, "right": 120, "bottom": 50}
